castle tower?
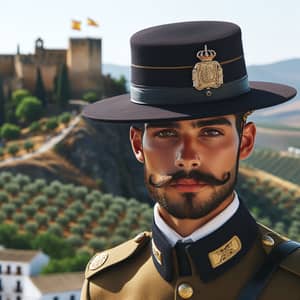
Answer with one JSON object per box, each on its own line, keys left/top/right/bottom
{"left": 67, "top": 38, "right": 102, "bottom": 97}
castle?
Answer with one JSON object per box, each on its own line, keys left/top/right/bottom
{"left": 0, "top": 37, "right": 102, "bottom": 98}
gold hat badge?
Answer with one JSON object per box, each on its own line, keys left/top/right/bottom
{"left": 192, "top": 45, "right": 223, "bottom": 95}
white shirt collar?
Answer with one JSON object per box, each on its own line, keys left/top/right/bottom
{"left": 153, "top": 192, "right": 240, "bottom": 247}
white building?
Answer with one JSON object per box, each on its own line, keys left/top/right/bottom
{"left": 0, "top": 249, "right": 83, "bottom": 300}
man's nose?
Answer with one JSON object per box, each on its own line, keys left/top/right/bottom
{"left": 175, "top": 139, "right": 201, "bottom": 170}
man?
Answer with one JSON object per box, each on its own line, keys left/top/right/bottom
{"left": 81, "top": 21, "right": 300, "bottom": 299}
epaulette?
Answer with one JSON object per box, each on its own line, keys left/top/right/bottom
{"left": 85, "top": 231, "right": 152, "bottom": 279}
{"left": 257, "top": 223, "right": 300, "bottom": 277}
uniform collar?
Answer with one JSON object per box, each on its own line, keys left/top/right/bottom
{"left": 151, "top": 197, "right": 259, "bottom": 283}
{"left": 154, "top": 192, "right": 240, "bottom": 246}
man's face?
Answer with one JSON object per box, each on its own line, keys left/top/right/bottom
{"left": 130, "top": 115, "right": 255, "bottom": 219}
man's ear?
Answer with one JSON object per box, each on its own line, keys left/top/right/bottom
{"left": 129, "top": 126, "right": 145, "bottom": 163}
{"left": 239, "top": 122, "right": 256, "bottom": 160}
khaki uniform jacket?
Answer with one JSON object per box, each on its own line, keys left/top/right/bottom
{"left": 81, "top": 224, "right": 300, "bottom": 300}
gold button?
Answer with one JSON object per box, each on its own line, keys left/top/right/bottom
{"left": 262, "top": 234, "right": 275, "bottom": 247}
{"left": 178, "top": 283, "right": 194, "bottom": 299}
{"left": 134, "top": 232, "right": 146, "bottom": 243}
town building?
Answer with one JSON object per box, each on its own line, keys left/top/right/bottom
{"left": 0, "top": 37, "right": 102, "bottom": 98}
{"left": 0, "top": 248, "right": 83, "bottom": 300}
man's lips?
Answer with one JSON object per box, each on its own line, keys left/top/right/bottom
{"left": 169, "top": 179, "right": 209, "bottom": 191}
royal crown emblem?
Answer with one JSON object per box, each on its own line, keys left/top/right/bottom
{"left": 192, "top": 45, "right": 223, "bottom": 93}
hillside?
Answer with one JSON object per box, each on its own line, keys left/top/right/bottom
{"left": 243, "top": 148, "right": 300, "bottom": 184}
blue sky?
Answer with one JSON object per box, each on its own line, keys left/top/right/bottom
{"left": 1, "top": 0, "right": 299, "bottom": 66}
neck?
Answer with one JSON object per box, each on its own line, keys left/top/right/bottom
{"left": 158, "top": 192, "right": 235, "bottom": 237}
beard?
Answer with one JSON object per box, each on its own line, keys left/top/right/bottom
{"left": 145, "top": 162, "right": 239, "bottom": 220}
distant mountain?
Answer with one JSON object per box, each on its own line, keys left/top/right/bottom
{"left": 103, "top": 59, "right": 300, "bottom": 126}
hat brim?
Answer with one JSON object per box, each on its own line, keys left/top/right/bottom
{"left": 82, "top": 81, "right": 297, "bottom": 123}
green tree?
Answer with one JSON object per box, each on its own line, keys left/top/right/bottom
{"left": 24, "top": 140, "right": 34, "bottom": 152}
{"left": 41, "top": 253, "right": 90, "bottom": 274}
{"left": 11, "top": 89, "right": 31, "bottom": 108}
{"left": 58, "top": 112, "right": 71, "bottom": 126}
{"left": 55, "top": 64, "right": 70, "bottom": 108}
{"left": 34, "top": 67, "right": 47, "bottom": 107}
{"left": 32, "top": 233, "right": 75, "bottom": 259}
{"left": 82, "top": 91, "right": 98, "bottom": 103}
{"left": 45, "top": 117, "right": 58, "bottom": 131}
{"left": 0, "top": 76, "right": 5, "bottom": 125}
{"left": 16, "top": 97, "right": 43, "bottom": 123}
{"left": 0, "top": 224, "right": 18, "bottom": 247}
{"left": 1, "top": 123, "right": 21, "bottom": 140}
{"left": 7, "top": 143, "right": 20, "bottom": 156}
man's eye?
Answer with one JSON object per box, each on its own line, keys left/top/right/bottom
{"left": 156, "top": 130, "right": 177, "bottom": 137}
{"left": 201, "top": 129, "right": 222, "bottom": 137}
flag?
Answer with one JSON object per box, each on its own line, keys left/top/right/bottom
{"left": 87, "top": 18, "right": 99, "bottom": 27}
{"left": 71, "top": 20, "right": 82, "bottom": 31}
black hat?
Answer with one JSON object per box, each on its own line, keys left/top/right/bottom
{"left": 82, "top": 21, "right": 297, "bottom": 123}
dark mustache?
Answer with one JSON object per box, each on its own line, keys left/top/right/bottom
{"left": 149, "top": 170, "right": 231, "bottom": 188}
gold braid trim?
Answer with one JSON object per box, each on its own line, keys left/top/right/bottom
{"left": 131, "top": 55, "right": 243, "bottom": 70}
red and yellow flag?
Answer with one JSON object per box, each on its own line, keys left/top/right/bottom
{"left": 71, "top": 20, "right": 82, "bottom": 31}
{"left": 87, "top": 18, "right": 99, "bottom": 27}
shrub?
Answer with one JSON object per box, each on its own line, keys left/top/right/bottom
{"left": 45, "top": 206, "right": 58, "bottom": 220}
{"left": 12, "top": 89, "right": 31, "bottom": 107}
{"left": 2, "top": 203, "right": 16, "bottom": 217}
{"left": 29, "top": 121, "right": 41, "bottom": 133}
{"left": 60, "top": 184, "right": 74, "bottom": 196}
{"left": 14, "top": 174, "right": 31, "bottom": 187}
{"left": 47, "top": 224, "right": 63, "bottom": 236}
{"left": 0, "top": 171, "right": 13, "bottom": 182}
{"left": 85, "top": 194, "right": 96, "bottom": 205}
{"left": 69, "top": 201, "right": 84, "bottom": 214}
{"left": 13, "top": 213, "right": 27, "bottom": 225}
{"left": 58, "top": 112, "right": 71, "bottom": 125}
{"left": 24, "top": 140, "right": 34, "bottom": 152}
{"left": 70, "top": 224, "right": 86, "bottom": 236}
{"left": 34, "top": 178, "right": 47, "bottom": 190}
{"left": 35, "top": 213, "right": 49, "bottom": 227}
{"left": 109, "top": 203, "right": 124, "bottom": 215}
{"left": 52, "top": 194, "right": 68, "bottom": 208}
{"left": 89, "top": 190, "right": 102, "bottom": 200}
{"left": 92, "top": 227, "right": 109, "bottom": 237}
{"left": 23, "top": 183, "right": 39, "bottom": 196}
{"left": 33, "top": 195, "right": 48, "bottom": 207}
{"left": 91, "top": 202, "right": 105, "bottom": 213}
{"left": 0, "top": 147, "right": 4, "bottom": 158}
{"left": 56, "top": 215, "right": 70, "bottom": 227}
{"left": 88, "top": 237, "right": 107, "bottom": 251}
{"left": 67, "top": 235, "right": 84, "bottom": 247}
{"left": 85, "top": 209, "right": 99, "bottom": 220}
{"left": 101, "top": 194, "right": 113, "bottom": 207}
{"left": 82, "top": 91, "right": 98, "bottom": 103}
{"left": 32, "top": 233, "right": 75, "bottom": 259}
{"left": 45, "top": 117, "right": 58, "bottom": 130}
{"left": 42, "top": 186, "right": 57, "bottom": 198}
{"left": 5, "top": 182, "right": 20, "bottom": 196}
{"left": 78, "top": 216, "right": 92, "bottom": 227}
{"left": 0, "top": 191, "right": 9, "bottom": 203}
{"left": 23, "top": 205, "right": 37, "bottom": 217}
{"left": 17, "top": 192, "right": 30, "bottom": 203}
{"left": 110, "top": 235, "right": 125, "bottom": 247}
{"left": 16, "top": 96, "right": 43, "bottom": 123}
{"left": 98, "top": 218, "right": 114, "bottom": 227}
{"left": 64, "top": 209, "right": 77, "bottom": 219}
{"left": 7, "top": 143, "right": 20, "bottom": 156}
{"left": 104, "top": 211, "right": 118, "bottom": 222}
{"left": 24, "top": 222, "right": 38, "bottom": 234}
{"left": 72, "top": 186, "right": 88, "bottom": 200}
{"left": 1, "top": 123, "right": 21, "bottom": 140}
{"left": 49, "top": 180, "right": 63, "bottom": 193}
{"left": 0, "top": 211, "right": 5, "bottom": 222}
{"left": 114, "top": 227, "right": 130, "bottom": 238}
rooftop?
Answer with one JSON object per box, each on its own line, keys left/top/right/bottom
{"left": 0, "top": 249, "right": 41, "bottom": 262}
{"left": 30, "top": 272, "right": 84, "bottom": 294}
